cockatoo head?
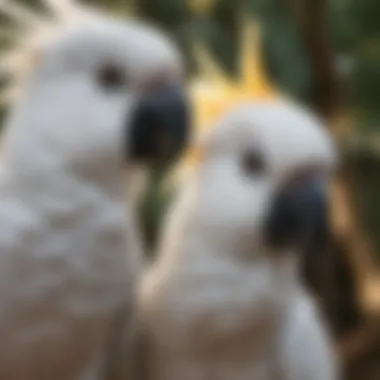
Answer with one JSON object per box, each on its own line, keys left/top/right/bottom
{"left": 191, "top": 100, "right": 337, "bottom": 257}
{"left": 2, "top": 4, "right": 190, "bottom": 192}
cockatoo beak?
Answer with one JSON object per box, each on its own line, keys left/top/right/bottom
{"left": 127, "top": 81, "right": 191, "bottom": 170}
{"left": 264, "top": 167, "right": 329, "bottom": 251}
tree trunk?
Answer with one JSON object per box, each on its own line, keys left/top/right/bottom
{"left": 288, "top": 0, "right": 339, "bottom": 120}
{"left": 287, "top": 0, "right": 370, "bottom": 338}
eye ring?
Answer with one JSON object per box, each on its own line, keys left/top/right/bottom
{"left": 241, "top": 150, "right": 266, "bottom": 177}
{"left": 96, "top": 64, "right": 129, "bottom": 91}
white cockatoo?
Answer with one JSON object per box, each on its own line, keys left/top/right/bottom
{"left": 139, "top": 100, "right": 339, "bottom": 380}
{"left": 0, "top": 1, "right": 190, "bottom": 379}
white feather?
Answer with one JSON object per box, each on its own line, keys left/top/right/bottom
{"left": 139, "top": 100, "right": 339, "bottom": 380}
{"left": 0, "top": 4, "right": 182, "bottom": 380}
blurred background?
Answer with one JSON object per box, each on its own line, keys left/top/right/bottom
{"left": 1, "top": 0, "right": 380, "bottom": 378}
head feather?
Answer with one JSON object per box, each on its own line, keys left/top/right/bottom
{"left": 0, "top": 0, "right": 127, "bottom": 106}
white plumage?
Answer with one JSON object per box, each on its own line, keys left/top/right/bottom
{"left": 139, "top": 100, "right": 339, "bottom": 380}
{"left": 0, "top": 2, "right": 186, "bottom": 379}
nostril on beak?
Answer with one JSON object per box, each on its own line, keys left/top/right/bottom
{"left": 127, "top": 83, "right": 191, "bottom": 167}
{"left": 264, "top": 174, "right": 329, "bottom": 250}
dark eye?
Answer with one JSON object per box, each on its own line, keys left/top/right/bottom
{"left": 97, "top": 64, "right": 128, "bottom": 90}
{"left": 241, "top": 150, "right": 266, "bottom": 176}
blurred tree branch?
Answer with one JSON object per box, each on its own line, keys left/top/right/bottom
{"left": 287, "top": 0, "right": 339, "bottom": 121}
{"left": 285, "top": 0, "right": 369, "bottom": 340}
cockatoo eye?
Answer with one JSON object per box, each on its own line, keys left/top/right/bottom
{"left": 241, "top": 150, "right": 266, "bottom": 177}
{"left": 96, "top": 63, "right": 129, "bottom": 91}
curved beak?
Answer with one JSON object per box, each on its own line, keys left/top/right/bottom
{"left": 127, "top": 83, "right": 191, "bottom": 170}
{"left": 264, "top": 172, "right": 329, "bottom": 251}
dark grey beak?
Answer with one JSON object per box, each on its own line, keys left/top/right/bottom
{"left": 127, "top": 83, "right": 191, "bottom": 169}
{"left": 264, "top": 173, "right": 329, "bottom": 251}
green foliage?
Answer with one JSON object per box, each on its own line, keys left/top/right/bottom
{"left": 262, "top": 13, "right": 313, "bottom": 102}
{"left": 136, "top": 0, "right": 314, "bottom": 100}
{"left": 329, "top": 0, "right": 380, "bottom": 126}
{"left": 137, "top": 171, "right": 176, "bottom": 255}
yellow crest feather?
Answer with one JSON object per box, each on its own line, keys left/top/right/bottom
{"left": 177, "top": 18, "right": 279, "bottom": 179}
